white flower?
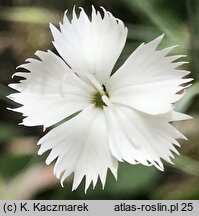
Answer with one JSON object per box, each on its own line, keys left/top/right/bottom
{"left": 8, "top": 6, "right": 192, "bottom": 192}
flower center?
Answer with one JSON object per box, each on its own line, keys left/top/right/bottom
{"left": 92, "top": 85, "right": 109, "bottom": 109}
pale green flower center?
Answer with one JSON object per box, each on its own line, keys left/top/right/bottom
{"left": 92, "top": 85, "right": 109, "bottom": 109}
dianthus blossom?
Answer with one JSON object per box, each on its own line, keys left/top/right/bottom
{"left": 8, "top": 6, "right": 192, "bottom": 192}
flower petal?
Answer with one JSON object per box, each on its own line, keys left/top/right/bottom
{"left": 104, "top": 104, "right": 188, "bottom": 170}
{"left": 50, "top": 6, "right": 127, "bottom": 84}
{"left": 108, "top": 35, "right": 192, "bottom": 115}
{"left": 38, "top": 105, "right": 118, "bottom": 192}
{"left": 8, "top": 50, "right": 95, "bottom": 128}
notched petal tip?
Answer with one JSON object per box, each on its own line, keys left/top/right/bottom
{"left": 181, "top": 135, "right": 188, "bottom": 141}
{"left": 166, "top": 156, "right": 175, "bottom": 165}
{"left": 49, "top": 22, "right": 53, "bottom": 28}
{"left": 64, "top": 9, "right": 68, "bottom": 16}
{"left": 72, "top": 5, "right": 78, "bottom": 20}
{"left": 169, "top": 111, "right": 193, "bottom": 122}
{"left": 61, "top": 181, "right": 64, "bottom": 188}
{"left": 139, "top": 33, "right": 165, "bottom": 52}
{"left": 186, "top": 115, "right": 193, "bottom": 120}
{"left": 16, "top": 63, "right": 27, "bottom": 70}
{"left": 49, "top": 22, "right": 58, "bottom": 33}
{"left": 155, "top": 161, "right": 164, "bottom": 171}
{"left": 34, "top": 50, "right": 41, "bottom": 56}
{"left": 78, "top": 6, "right": 84, "bottom": 12}
{"left": 171, "top": 148, "right": 180, "bottom": 156}
{"left": 99, "top": 6, "right": 106, "bottom": 14}
{"left": 154, "top": 33, "right": 165, "bottom": 44}
{"left": 8, "top": 83, "right": 16, "bottom": 89}
{"left": 37, "top": 149, "right": 43, "bottom": 155}
{"left": 91, "top": 4, "right": 96, "bottom": 12}
{"left": 160, "top": 33, "right": 165, "bottom": 38}
{"left": 173, "top": 61, "right": 189, "bottom": 69}
{"left": 43, "top": 126, "right": 46, "bottom": 132}
{"left": 45, "top": 158, "right": 51, "bottom": 166}
{"left": 37, "top": 138, "right": 42, "bottom": 145}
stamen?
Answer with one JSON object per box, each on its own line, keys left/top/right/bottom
{"left": 102, "top": 95, "right": 112, "bottom": 107}
{"left": 84, "top": 73, "right": 103, "bottom": 94}
{"left": 92, "top": 86, "right": 110, "bottom": 109}
{"left": 92, "top": 92, "right": 106, "bottom": 108}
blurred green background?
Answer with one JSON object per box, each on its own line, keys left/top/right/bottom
{"left": 0, "top": 0, "right": 198, "bottom": 199}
